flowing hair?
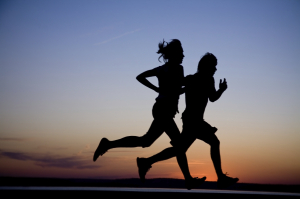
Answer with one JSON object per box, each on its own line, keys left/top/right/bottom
{"left": 157, "top": 39, "right": 182, "bottom": 63}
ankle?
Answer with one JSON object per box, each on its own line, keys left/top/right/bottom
{"left": 185, "top": 175, "right": 193, "bottom": 181}
{"left": 146, "top": 159, "right": 152, "bottom": 167}
{"left": 146, "top": 158, "right": 155, "bottom": 166}
{"left": 217, "top": 173, "right": 225, "bottom": 179}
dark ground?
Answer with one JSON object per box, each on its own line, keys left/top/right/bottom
{"left": 1, "top": 189, "right": 299, "bottom": 199}
{"left": 0, "top": 177, "right": 299, "bottom": 193}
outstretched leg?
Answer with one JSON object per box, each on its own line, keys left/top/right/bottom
{"left": 163, "top": 119, "right": 196, "bottom": 181}
{"left": 137, "top": 127, "right": 205, "bottom": 189}
{"left": 93, "top": 119, "right": 164, "bottom": 161}
{"left": 93, "top": 136, "right": 142, "bottom": 161}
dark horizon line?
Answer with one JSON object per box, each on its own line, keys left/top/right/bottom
{"left": 1, "top": 176, "right": 299, "bottom": 194}
{"left": 0, "top": 176, "right": 299, "bottom": 186}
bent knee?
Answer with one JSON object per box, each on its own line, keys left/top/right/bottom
{"left": 140, "top": 136, "right": 154, "bottom": 148}
{"left": 141, "top": 142, "right": 152, "bottom": 148}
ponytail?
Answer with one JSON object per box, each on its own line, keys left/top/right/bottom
{"left": 156, "top": 39, "right": 182, "bottom": 63}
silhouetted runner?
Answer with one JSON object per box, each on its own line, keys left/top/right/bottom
{"left": 93, "top": 39, "right": 205, "bottom": 189}
{"left": 137, "top": 53, "right": 239, "bottom": 189}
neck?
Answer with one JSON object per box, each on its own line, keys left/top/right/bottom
{"left": 167, "top": 60, "right": 180, "bottom": 65}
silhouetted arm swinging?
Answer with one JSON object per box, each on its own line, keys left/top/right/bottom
{"left": 178, "top": 74, "right": 187, "bottom": 95}
{"left": 209, "top": 78, "right": 227, "bottom": 102}
{"left": 136, "top": 69, "right": 159, "bottom": 93}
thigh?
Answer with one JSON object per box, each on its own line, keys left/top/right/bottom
{"left": 152, "top": 101, "right": 177, "bottom": 119}
{"left": 145, "top": 118, "right": 180, "bottom": 144}
{"left": 198, "top": 132, "right": 219, "bottom": 146}
{"left": 142, "top": 119, "right": 165, "bottom": 143}
{"left": 164, "top": 118, "right": 181, "bottom": 141}
{"left": 195, "top": 121, "right": 219, "bottom": 145}
{"left": 152, "top": 101, "right": 180, "bottom": 141}
{"left": 171, "top": 128, "right": 197, "bottom": 152}
{"left": 183, "top": 119, "right": 218, "bottom": 146}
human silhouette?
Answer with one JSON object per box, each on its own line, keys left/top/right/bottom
{"left": 93, "top": 39, "right": 205, "bottom": 189}
{"left": 136, "top": 53, "right": 239, "bottom": 189}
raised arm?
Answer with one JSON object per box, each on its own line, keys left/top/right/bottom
{"left": 136, "top": 69, "right": 159, "bottom": 93}
{"left": 209, "top": 78, "right": 227, "bottom": 102}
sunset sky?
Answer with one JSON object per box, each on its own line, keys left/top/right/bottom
{"left": 0, "top": 0, "right": 299, "bottom": 185}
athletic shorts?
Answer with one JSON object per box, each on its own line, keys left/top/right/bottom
{"left": 183, "top": 118, "right": 217, "bottom": 138}
{"left": 152, "top": 100, "right": 178, "bottom": 119}
{"left": 170, "top": 117, "right": 217, "bottom": 147}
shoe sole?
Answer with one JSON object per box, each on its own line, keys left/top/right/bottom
{"left": 186, "top": 177, "right": 206, "bottom": 190}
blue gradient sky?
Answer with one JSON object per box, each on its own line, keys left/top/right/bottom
{"left": 0, "top": 0, "right": 299, "bottom": 184}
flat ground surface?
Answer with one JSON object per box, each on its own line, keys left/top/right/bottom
{"left": 1, "top": 187, "right": 299, "bottom": 198}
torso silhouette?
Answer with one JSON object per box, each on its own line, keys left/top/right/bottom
{"left": 183, "top": 73, "right": 214, "bottom": 119}
{"left": 154, "top": 62, "right": 184, "bottom": 103}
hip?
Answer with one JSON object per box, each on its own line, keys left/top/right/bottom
{"left": 152, "top": 100, "right": 178, "bottom": 119}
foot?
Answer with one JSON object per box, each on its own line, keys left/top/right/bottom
{"left": 136, "top": 157, "right": 151, "bottom": 183}
{"left": 185, "top": 176, "right": 206, "bottom": 190}
{"left": 93, "top": 138, "right": 109, "bottom": 162}
{"left": 217, "top": 173, "right": 239, "bottom": 189}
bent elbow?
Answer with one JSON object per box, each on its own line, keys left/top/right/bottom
{"left": 136, "top": 74, "right": 142, "bottom": 81}
{"left": 209, "top": 98, "right": 216, "bottom": 102}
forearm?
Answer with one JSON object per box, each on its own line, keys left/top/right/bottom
{"left": 136, "top": 76, "right": 159, "bottom": 93}
{"left": 210, "top": 88, "right": 225, "bottom": 102}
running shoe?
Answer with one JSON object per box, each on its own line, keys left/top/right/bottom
{"left": 93, "top": 138, "right": 109, "bottom": 162}
{"left": 137, "top": 157, "right": 152, "bottom": 183}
